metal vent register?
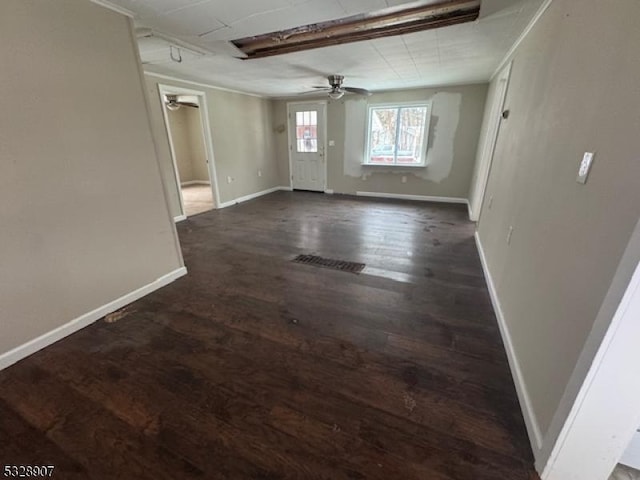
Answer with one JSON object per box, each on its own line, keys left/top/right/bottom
{"left": 292, "top": 254, "right": 365, "bottom": 274}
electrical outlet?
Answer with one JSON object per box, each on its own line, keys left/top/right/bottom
{"left": 506, "top": 226, "right": 514, "bottom": 245}
{"left": 227, "top": 176, "right": 232, "bottom": 184}
{"left": 401, "top": 176, "right": 407, "bottom": 184}
{"left": 258, "top": 169, "right": 262, "bottom": 177}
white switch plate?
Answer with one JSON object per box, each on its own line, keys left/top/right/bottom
{"left": 329, "top": 140, "right": 335, "bottom": 147}
{"left": 577, "top": 152, "right": 595, "bottom": 184}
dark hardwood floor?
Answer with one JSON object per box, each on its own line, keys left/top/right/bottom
{"left": 0, "top": 191, "right": 539, "bottom": 479}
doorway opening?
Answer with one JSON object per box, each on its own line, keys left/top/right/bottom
{"left": 159, "top": 85, "right": 220, "bottom": 220}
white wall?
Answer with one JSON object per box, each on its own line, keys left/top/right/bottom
{"left": 475, "top": 0, "right": 640, "bottom": 468}
{"left": 0, "top": 0, "right": 183, "bottom": 358}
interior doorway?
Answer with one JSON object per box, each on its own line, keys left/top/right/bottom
{"left": 158, "top": 85, "right": 220, "bottom": 220}
{"left": 287, "top": 101, "right": 327, "bottom": 192}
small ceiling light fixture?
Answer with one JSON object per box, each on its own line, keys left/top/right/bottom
{"left": 328, "top": 89, "right": 345, "bottom": 100}
{"left": 165, "top": 95, "right": 181, "bottom": 111}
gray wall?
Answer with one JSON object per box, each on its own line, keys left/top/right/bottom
{"left": 145, "top": 75, "right": 280, "bottom": 214}
{"left": 0, "top": 0, "right": 182, "bottom": 355}
{"left": 273, "top": 84, "right": 487, "bottom": 198}
{"left": 476, "top": 0, "right": 640, "bottom": 456}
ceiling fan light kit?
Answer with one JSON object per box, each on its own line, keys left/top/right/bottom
{"left": 164, "top": 94, "right": 200, "bottom": 111}
{"left": 165, "top": 95, "right": 181, "bottom": 111}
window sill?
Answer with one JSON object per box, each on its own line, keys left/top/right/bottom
{"left": 361, "top": 163, "right": 427, "bottom": 168}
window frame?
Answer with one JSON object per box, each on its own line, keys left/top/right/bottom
{"left": 363, "top": 101, "right": 432, "bottom": 167}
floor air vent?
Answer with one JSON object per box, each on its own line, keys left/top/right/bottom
{"left": 293, "top": 254, "right": 365, "bottom": 274}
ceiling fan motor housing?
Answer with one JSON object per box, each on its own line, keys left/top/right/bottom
{"left": 328, "top": 74, "right": 344, "bottom": 88}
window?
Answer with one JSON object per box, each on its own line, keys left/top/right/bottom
{"left": 364, "top": 103, "right": 431, "bottom": 166}
{"left": 295, "top": 111, "right": 318, "bottom": 153}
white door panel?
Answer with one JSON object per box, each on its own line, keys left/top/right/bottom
{"left": 289, "top": 103, "right": 326, "bottom": 192}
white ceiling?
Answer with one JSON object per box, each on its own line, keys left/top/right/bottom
{"left": 102, "top": 0, "right": 544, "bottom": 97}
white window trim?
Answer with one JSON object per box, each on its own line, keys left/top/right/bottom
{"left": 363, "top": 101, "right": 432, "bottom": 167}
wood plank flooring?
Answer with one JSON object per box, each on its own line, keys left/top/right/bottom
{"left": 0, "top": 191, "right": 539, "bottom": 479}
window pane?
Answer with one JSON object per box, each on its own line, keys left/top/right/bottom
{"left": 397, "top": 107, "right": 427, "bottom": 164}
{"left": 368, "top": 108, "right": 398, "bottom": 164}
{"left": 295, "top": 110, "right": 318, "bottom": 152}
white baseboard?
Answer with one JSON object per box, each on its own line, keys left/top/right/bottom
{"left": 218, "top": 186, "right": 290, "bottom": 208}
{"left": 0, "top": 267, "right": 188, "bottom": 371}
{"left": 474, "top": 232, "right": 543, "bottom": 450}
{"left": 174, "top": 214, "right": 187, "bottom": 222}
{"left": 180, "top": 181, "right": 211, "bottom": 187}
{"left": 467, "top": 202, "right": 475, "bottom": 221}
{"left": 280, "top": 186, "right": 293, "bottom": 192}
{"left": 324, "top": 189, "right": 334, "bottom": 194}
{"left": 356, "top": 191, "right": 469, "bottom": 205}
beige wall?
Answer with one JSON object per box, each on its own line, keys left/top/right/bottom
{"left": 145, "top": 75, "right": 280, "bottom": 213}
{"left": 167, "top": 108, "right": 195, "bottom": 183}
{"left": 272, "top": 84, "right": 487, "bottom": 198}
{"left": 186, "top": 107, "right": 209, "bottom": 182}
{"left": 476, "top": 0, "right": 640, "bottom": 457}
{"left": 0, "top": 0, "right": 182, "bottom": 355}
{"left": 167, "top": 106, "right": 209, "bottom": 184}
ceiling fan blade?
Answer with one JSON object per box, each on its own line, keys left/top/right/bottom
{"left": 344, "top": 87, "right": 372, "bottom": 96}
{"left": 312, "top": 86, "right": 329, "bottom": 89}
{"left": 299, "top": 89, "right": 330, "bottom": 95}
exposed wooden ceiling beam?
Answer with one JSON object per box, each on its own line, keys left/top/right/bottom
{"left": 232, "top": 0, "right": 481, "bottom": 60}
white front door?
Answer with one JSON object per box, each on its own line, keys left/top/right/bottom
{"left": 289, "top": 103, "right": 326, "bottom": 192}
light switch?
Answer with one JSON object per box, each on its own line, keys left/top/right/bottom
{"left": 329, "top": 140, "right": 335, "bottom": 147}
{"left": 577, "top": 152, "right": 595, "bottom": 184}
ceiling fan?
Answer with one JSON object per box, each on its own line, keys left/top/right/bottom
{"left": 164, "top": 94, "right": 199, "bottom": 111}
{"left": 303, "top": 75, "right": 372, "bottom": 99}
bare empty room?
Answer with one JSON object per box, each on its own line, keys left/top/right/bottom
{"left": 1, "top": 1, "right": 639, "bottom": 479}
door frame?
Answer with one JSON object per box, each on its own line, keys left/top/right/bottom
{"left": 286, "top": 100, "right": 328, "bottom": 192}
{"left": 157, "top": 84, "right": 221, "bottom": 220}
{"left": 470, "top": 61, "right": 512, "bottom": 222}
